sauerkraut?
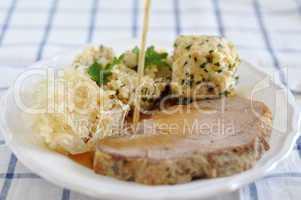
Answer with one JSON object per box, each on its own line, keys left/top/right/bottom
{"left": 32, "top": 67, "right": 129, "bottom": 154}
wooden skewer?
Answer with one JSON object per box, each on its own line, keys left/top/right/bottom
{"left": 133, "top": 0, "right": 152, "bottom": 126}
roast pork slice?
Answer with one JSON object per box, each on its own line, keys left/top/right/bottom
{"left": 94, "top": 96, "right": 272, "bottom": 185}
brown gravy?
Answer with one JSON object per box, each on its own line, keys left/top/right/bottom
{"left": 69, "top": 152, "right": 94, "bottom": 169}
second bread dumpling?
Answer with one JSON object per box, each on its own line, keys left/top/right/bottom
{"left": 171, "top": 35, "right": 241, "bottom": 99}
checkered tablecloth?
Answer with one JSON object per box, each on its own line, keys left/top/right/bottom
{"left": 0, "top": 0, "right": 300, "bottom": 199}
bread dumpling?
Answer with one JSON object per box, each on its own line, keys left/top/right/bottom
{"left": 171, "top": 35, "right": 240, "bottom": 99}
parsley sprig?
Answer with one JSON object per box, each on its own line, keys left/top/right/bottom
{"left": 87, "top": 46, "right": 170, "bottom": 85}
{"left": 132, "top": 46, "right": 170, "bottom": 69}
{"left": 87, "top": 57, "right": 121, "bottom": 85}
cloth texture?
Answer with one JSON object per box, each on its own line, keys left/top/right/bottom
{"left": 0, "top": 0, "right": 300, "bottom": 199}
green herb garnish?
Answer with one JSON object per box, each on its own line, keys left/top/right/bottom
{"left": 132, "top": 46, "right": 140, "bottom": 54}
{"left": 87, "top": 57, "right": 121, "bottom": 85}
{"left": 132, "top": 46, "right": 170, "bottom": 69}
{"left": 145, "top": 46, "right": 170, "bottom": 68}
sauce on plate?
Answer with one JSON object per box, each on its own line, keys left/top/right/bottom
{"left": 69, "top": 152, "right": 94, "bottom": 169}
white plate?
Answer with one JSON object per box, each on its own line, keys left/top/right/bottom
{"left": 0, "top": 40, "right": 300, "bottom": 200}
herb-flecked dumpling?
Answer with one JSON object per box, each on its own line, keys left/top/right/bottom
{"left": 171, "top": 35, "right": 240, "bottom": 99}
